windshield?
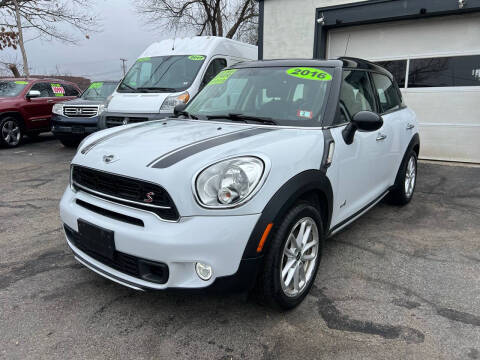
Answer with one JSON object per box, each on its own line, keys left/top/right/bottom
{"left": 185, "top": 66, "right": 333, "bottom": 126}
{"left": 0, "top": 80, "right": 29, "bottom": 97}
{"left": 117, "top": 55, "right": 206, "bottom": 93}
{"left": 82, "top": 82, "right": 117, "bottom": 100}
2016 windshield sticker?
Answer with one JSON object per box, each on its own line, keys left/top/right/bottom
{"left": 137, "top": 57, "right": 151, "bottom": 62}
{"left": 51, "top": 83, "right": 65, "bottom": 96}
{"left": 208, "top": 69, "right": 237, "bottom": 85}
{"left": 188, "top": 55, "right": 205, "bottom": 61}
{"left": 286, "top": 68, "right": 332, "bottom": 81}
{"left": 89, "top": 82, "right": 103, "bottom": 89}
{"left": 15, "top": 81, "right": 28, "bottom": 85}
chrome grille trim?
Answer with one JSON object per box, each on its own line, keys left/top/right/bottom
{"left": 63, "top": 105, "right": 99, "bottom": 117}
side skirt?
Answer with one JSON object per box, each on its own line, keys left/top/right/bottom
{"left": 327, "top": 188, "right": 391, "bottom": 237}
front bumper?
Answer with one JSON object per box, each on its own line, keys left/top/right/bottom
{"left": 51, "top": 114, "right": 98, "bottom": 139}
{"left": 60, "top": 185, "right": 261, "bottom": 291}
{"left": 98, "top": 111, "right": 172, "bottom": 129}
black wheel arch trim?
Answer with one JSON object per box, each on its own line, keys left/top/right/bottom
{"left": 395, "top": 133, "right": 420, "bottom": 184}
{"left": 242, "top": 169, "right": 333, "bottom": 259}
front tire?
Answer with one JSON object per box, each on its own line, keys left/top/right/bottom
{"left": 256, "top": 202, "right": 324, "bottom": 310}
{"left": 388, "top": 150, "right": 417, "bottom": 205}
{"left": 0, "top": 116, "right": 23, "bottom": 148}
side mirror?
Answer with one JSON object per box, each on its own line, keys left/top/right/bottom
{"left": 173, "top": 103, "right": 187, "bottom": 117}
{"left": 342, "top": 111, "right": 383, "bottom": 145}
{"left": 26, "top": 90, "right": 41, "bottom": 99}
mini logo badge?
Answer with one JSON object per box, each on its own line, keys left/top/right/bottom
{"left": 103, "top": 154, "right": 117, "bottom": 164}
{"left": 144, "top": 192, "right": 155, "bottom": 203}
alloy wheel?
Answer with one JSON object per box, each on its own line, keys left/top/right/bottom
{"left": 404, "top": 155, "right": 416, "bottom": 198}
{"left": 1, "top": 120, "right": 21, "bottom": 146}
{"left": 280, "top": 217, "right": 319, "bottom": 297}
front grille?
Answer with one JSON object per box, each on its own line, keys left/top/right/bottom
{"left": 64, "top": 224, "right": 169, "bottom": 283}
{"left": 63, "top": 106, "right": 98, "bottom": 117}
{"left": 71, "top": 165, "right": 179, "bottom": 221}
{"left": 106, "top": 116, "right": 149, "bottom": 128}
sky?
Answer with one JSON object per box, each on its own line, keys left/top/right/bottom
{"left": 1, "top": 0, "right": 174, "bottom": 80}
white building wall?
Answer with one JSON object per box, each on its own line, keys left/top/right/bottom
{"left": 263, "top": 0, "right": 366, "bottom": 59}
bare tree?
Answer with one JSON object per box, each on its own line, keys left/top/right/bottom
{"left": 0, "top": 0, "right": 100, "bottom": 76}
{"left": 134, "top": 0, "right": 258, "bottom": 44}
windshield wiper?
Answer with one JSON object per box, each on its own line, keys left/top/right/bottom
{"left": 136, "top": 87, "right": 178, "bottom": 92}
{"left": 119, "top": 82, "right": 138, "bottom": 92}
{"left": 206, "top": 113, "right": 278, "bottom": 125}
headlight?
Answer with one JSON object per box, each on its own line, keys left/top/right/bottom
{"left": 98, "top": 104, "right": 106, "bottom": 115}
{"left": 52, "top": 103, "right": 63, "bottom": 115}
{"left": 159, "top": 92, "right": 190, "bottom": 112}
{"left": 195, "top": 156, "right": 265, "bottom": 208}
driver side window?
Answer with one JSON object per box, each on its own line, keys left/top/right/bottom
{"left": 30, "top": 82, "right": 53, "bottom": 98}
{"left": 338, "top": 70, "right": 376, "bottom": 123}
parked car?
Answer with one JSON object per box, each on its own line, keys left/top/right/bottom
{"left": 52, "top": 81, "right": 118, "bottom": 147}
{"left": 60, "top": 58, "right": 420, "bottom": 309}
{"left": 0, "top": 78, "right": 80, "bottom": 148}
{"left": 98, "top": 36, "right": 257, "bottom": 129}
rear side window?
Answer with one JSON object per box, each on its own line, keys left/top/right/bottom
{"left": 371, "top": 73, "right": 402, "bottom": 113}
{"left": 202, "top": 58, "right": 227, "bottom": 87}
{"left": 30, "top": 82, "right": 54, "bottom": 97}
{"left": 339, "top": 70, "right": 376, "bottom": 122}
{"left": 63, "top": 84, "right": 79, "bottom": 96}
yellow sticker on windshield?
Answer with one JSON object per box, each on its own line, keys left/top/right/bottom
{"left": 89, "top": 82, "right": 103, "bottom": 89}
{"left": 286, "top": 68, "right": 332, "bottom": 81}
{"left": 188, "top": 55, "right": 205, "bottom": 61}
{"left": 208, "top": 69, "right": 237, "bottom": 85}
{"left": 137, "top": 57, "right": 151, "bottom": 62}
{"left": 15, "top": 81, "right": 28, "bottom": 85}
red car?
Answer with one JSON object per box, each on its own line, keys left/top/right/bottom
{"left": 0, "top": 78, "right": 80, "bottom": 148}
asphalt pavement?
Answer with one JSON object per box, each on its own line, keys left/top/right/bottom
{"left": 0, "top": 134, "right": 479, "bottom": 359}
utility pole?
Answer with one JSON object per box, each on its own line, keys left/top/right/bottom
{"left": 13, "top": 0, "right": 29, "bottom": 78}
{"left": 120, "top": 58, "right": 127, "bottom": 76}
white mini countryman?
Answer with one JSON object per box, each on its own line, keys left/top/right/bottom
{"left": 60, "top": 58, "right": 420, "bottom": 309}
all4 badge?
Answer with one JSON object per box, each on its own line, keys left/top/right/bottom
{"left": 297, "top": 110, "right": 313, "bottom": 119}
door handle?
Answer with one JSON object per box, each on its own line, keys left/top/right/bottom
{"left": 406, "top": 123, "right": 415, "bottom": 130}
{"left": 376, "top": 133, "right": 387, "bottom": 141}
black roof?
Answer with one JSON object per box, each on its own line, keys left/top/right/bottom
{"left": 231, "top": 57, "right": 392, "bottom": 78}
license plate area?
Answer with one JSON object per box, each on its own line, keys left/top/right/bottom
{"left": 72, "top": 126, "right": 85, "bottom": 134}
{"left": 77, "top": 219, "right": 115, "bottom": 259}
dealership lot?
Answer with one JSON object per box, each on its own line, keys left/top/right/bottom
{"left": 0, "top": 135, "right": 479, "bottom": 359}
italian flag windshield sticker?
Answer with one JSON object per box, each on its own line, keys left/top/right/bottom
{"left": 188, "top": 55, "right": 205, "bottom": 61}
{"left": 89, "top": 82, "right": 103, "bottom": 89}
{"left": 286, "top": 68, "right": 332, "bottom": 81}
{"left": 51, "top": 83, "right": 65, "bottom": 96}
{"left": 137, "top": 57, "right": 151, "bottom": 62}
{"left": 208, "top": 69, "right": 237, "bottom": 85}
{"left": 15, "top": 81, "right": 28, "bottom": 85}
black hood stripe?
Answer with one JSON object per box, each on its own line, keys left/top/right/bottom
{"left": 151, "top": 127, "right": 275, "bottom": 169}
{"left": 81, "top": 121, "right": 161, "bottom": 155}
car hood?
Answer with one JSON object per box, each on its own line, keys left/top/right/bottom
{"left": 107, "top": 92, "right": 178, "bottom": 113}
{"left": 60, "top": 98, "right": 105, "bottom": 105}
{"left": 72, "top": 119, "right": 325, "bottom": 216}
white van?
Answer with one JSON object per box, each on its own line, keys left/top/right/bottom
{"left": 99, "top": 36, "right": 257, "bottom": 128}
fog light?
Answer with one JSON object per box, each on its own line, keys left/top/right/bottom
{"left": 195, "top": 262, "right": 212, "bottom": 281}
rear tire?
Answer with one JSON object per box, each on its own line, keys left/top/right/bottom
{"left": 0, "top": 116, "right": 23, "bottom": 148}
{"left": 256, "top": 202, "right": 324, "bottom": 310}
{"left": 59, "top": 138, "right": 80, "bottom": 148}
{"left": 388, "top": 150, "right": 417, "bottom": 205}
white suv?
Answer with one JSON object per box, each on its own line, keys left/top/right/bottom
{"left": 60, "top": 58, "right": 420, "bottom": 309}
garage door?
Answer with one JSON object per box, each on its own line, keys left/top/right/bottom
{"left": 326, "top": 13, "right": 480, "bottom": 163}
